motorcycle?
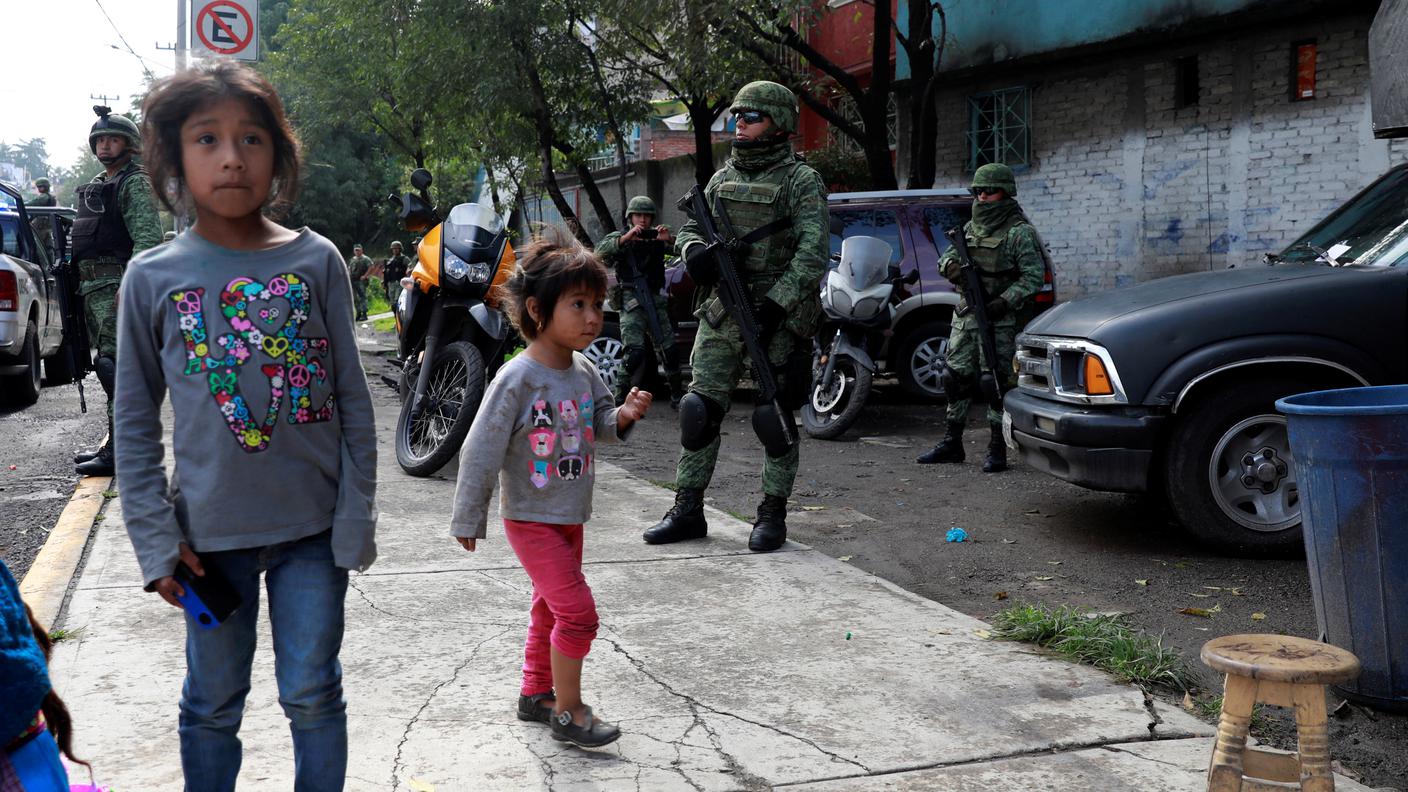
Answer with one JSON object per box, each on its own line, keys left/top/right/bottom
{"left": 802, "top": 236, "right": 918, "bottom": 439}
{"left": 389, "top": 168, "right": 516, "bottom": 476}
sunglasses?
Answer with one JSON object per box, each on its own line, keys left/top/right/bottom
{"left": 971, "top": 187, "right": 1004, "bottom": 197}
{"left": 734, "top": 110, "right": 769, "bottom": 125}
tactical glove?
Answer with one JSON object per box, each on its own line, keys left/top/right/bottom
{"left": 684, "top": 244, "right": 718, "bottom": 289}
{"left": 756, "top": 298, "right": 786, "bottom": 339}
{"left": 985, "top": 297, "right": 1009, "bottom": 320}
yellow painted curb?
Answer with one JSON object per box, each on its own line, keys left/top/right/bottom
{"left": 19, "top": 476, "right": 112, "bottom": 630}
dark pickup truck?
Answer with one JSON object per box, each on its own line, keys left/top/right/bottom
{"left": 1005, "top": 163, "right": 1408, "bottom": 555}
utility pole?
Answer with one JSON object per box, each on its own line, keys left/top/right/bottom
{"left": 157, "top": 0, "right": 188, "bottom": 70}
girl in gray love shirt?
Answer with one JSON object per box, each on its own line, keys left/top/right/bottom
{"left": 115, "top": 62, "right": 377, "bottom": 790}
{"left": 450, "top": 233, "right": 652, "bottom": 748}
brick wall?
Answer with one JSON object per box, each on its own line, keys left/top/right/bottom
{"left": 930, "top": 13, "right": 1407, "bottom": 300}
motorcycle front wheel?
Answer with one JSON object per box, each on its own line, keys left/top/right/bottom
{"left": 396, "top": 340, "right": 486, "bottom": 476}
{"left": 801, "top": 353, "right": 872, "bottom": 440}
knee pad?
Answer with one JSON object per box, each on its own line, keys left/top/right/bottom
{"left": 94, "top": 355, "right": 116, "bottom": 396}
{"left": 679, "top": 392, "right": 724, "bottom": 451}
{"left": 940, "top": 364, "right": 969, "bottom": 402}
{"left": 752, "top": 403, "right": 798, "bottom": 458}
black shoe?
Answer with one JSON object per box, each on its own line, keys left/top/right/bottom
{"left": 643, "top": 488, "right": 708, "bottom": 544}
{"left": 551, "top": 705, "right": 620, "bottom": 748}
{"left": 917, "top": 421, "right": 966, "bottom": 464}
{"left": 516, "top": 690, "right": 555, "bottom": 723}
{"left": 749, "top": 494, "right": 788, "bottom": 552}
{"left": 73, "top": 447, "right": 101, "bottom": 464}
{"left": 75, "top": 444, "right": 114, "bottom": 477}
{"left": 982, "top": 425, "right": 1008, "bottom": 473}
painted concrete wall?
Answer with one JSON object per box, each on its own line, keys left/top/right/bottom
{"left": 901, "top": 0, "right": 1299, "bottom": 77}
{"left": 930, "top": 13, "right": 1407, "bottom": 299}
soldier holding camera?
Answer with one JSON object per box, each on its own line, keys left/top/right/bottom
{"left": 595, "top": 196, "right": 685, "bottom": 407}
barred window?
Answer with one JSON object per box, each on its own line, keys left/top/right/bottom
{"left": 967, "top": 87, "right": 1031, "bottom": 171}
{"left": 827, "top": 94, "right": 899, "bottom": 153}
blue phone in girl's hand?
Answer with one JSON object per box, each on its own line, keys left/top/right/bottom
{"left": 174, "top": 561, "right": 242, "bottom": 630}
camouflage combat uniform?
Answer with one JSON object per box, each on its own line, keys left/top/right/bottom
{"left": 644, "top": 80, "right": 828, "bottom": 553}
{"left": 347, "top": 251, "right": 373, "bottom": 319}
{"left": 595, "top": 196, "right": 684, "bottom": 404}
{"left": 922, "top": 163, "right": 1045, "bottom": 473}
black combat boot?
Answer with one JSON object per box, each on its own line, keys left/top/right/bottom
{"left": 982, "top": 423, "right": 1008, "bottom": 473}
{"left": 643, "top": 487, "right": 708, "bottom": 544}
{"left": 916, "top": 421, "right": 966, "bottom": 464}
{"left": 75, "top": 441, "right": 114, "bottom": 477}
{"left": 74, "top": 445, "right": 103, "bottom": 464}
{"left": 749, "top": 494, "right": 788, "bottom": 552}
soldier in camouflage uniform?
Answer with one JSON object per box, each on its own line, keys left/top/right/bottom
{"left": 643, "top": 81, "right": 828, "bottom": 553}
{"left": 916, "top": 163, "right": 1045, "bottom": 473}
{"left": 72, "top": 107, "right": 164, "bottom": 476}
{"left": 383, "top": 240, "right": 411, "bottom": 307}
{"left": 595, "top": 195, "right": 684, "bottom": 408}
{"left": 28, "top": 177, "right": 57, "bottom": 254}
{"left": 346, "top": 243, "right": 373, "bottom": 320}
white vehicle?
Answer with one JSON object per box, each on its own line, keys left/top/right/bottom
{"left": 0, "top": 183, "right": 78, "bottom": 406}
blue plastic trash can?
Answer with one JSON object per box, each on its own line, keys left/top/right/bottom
{"left": 1278, "top": 385, "right": 1408, "bottom": 711}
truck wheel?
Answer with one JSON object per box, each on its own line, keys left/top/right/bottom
{"left": 1163, "top": 378, "right": 1311, "bottom": 556}
{"left": 896, "top": 320, "right": 950, "bottom": 402}
{"left": 1, "top": 321, "right": 42, "bottom": 406}
{"left": 44, "top": 338, "right": 78, "bottom": 386}
{"left": 584, "top": 321, "right": 624, "bottom": 394}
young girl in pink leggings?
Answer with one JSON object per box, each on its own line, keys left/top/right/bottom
{"left": 449, "top": 231, "right": 652, "bottom": 748}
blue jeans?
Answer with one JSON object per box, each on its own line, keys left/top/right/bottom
{"left": 178, "top": 530, "right": 349, "bottom": 792}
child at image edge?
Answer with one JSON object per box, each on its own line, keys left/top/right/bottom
{"left": 450, "top": 232, "right": 652, "bottom": 748}
{"left": 114, "top": 60, "right": 377, "bottom": 791}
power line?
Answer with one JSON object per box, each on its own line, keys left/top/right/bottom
{"left": 92, "top": 0, "right": 155, "bottom": 81}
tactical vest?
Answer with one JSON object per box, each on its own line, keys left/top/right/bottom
{"left": 72, "top": 165, "right": 145, "bottom": 263}
{"left": 619, "top": 239, "right": 667, "bottom": 291}
{"left": 963, "top": 215, "right": 1027, "bottom": 304}
{"left": 384, "top": 254, "right": 410, "bottom": 283}
{"left": 714, "top": 158, "right": 805, "bottom": 284}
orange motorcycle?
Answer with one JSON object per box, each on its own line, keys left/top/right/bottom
{"left": 389, "top": 168, "right": 515, "bottom": 476}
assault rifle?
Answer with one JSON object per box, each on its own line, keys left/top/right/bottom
{"left": 619, "top": 244, "right": 668, "bottom": 355}
{"left": 32, "top": 207, "right": 90, "bottom": 412}
{"left": 945, "top": 226, "right": 1004, "bottom": 411}
{"left": 677, "top": 184, "right": 797, "bottom": 455}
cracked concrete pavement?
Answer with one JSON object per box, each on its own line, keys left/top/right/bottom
{"left": 45, "top": 342, "right": 1375, "bottom": 790}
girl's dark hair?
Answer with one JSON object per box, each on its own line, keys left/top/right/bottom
{"left": 140, "top": 58, "right": 302, "bottom": 216}
{"left": 504, "top": 226, "right": 608, "bottom": 341}
{"left": 26, "top": 603, "right": 90, "bottom": 771}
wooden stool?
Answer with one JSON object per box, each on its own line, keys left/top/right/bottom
{"left": 1201, "top": 634, "right": 1361, "bottom": 792}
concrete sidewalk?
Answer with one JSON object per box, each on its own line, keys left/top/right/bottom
{"left": 48, "top": 404, "right": 1370, "bottom": 791}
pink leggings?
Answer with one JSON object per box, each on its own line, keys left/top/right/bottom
{"left": 502, "top": 519, "right": 598, "bottom": 696}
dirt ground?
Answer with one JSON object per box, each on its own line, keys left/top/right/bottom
{"left": 604, "top": 377, "right": 1408, "bottom": 790}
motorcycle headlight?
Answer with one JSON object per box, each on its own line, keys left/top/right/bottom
{"left": 467, "top": 261, "right": 492, "bottom": 283}
{"left": 443, "top": 250, "right": 470, "bottom": 281}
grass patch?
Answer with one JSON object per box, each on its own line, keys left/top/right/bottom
{"left": 1194, "top": 694, "right": 1269, "bottom": 730}
{"left": 101, "top": 489, "right": 118, "bottom": 499}
{"left": 723, "top": 507, "right": 751, "bottom": 523}
{"left": 371, "top": 317, "right": 396, "bottom": 333}
{"left": 990, "top": 603, "right": 1194, "bottom": 691}
{"left": 645, "top": 479, "right": 678, "bottom": 492}
{"left": 366, "top": 284, "right": 392, "bottom": 315}
{"left": 48, "top": 627, "right": 82, "bottom": 643}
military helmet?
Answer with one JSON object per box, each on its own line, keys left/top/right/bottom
{"left": 390, "top": 240, "right": 403, "bottom": 249}
{"left": 625, "top": 195, "right": 656, "bottom": 217}
{"left": 88, "top": 105, "right": 141, "bottom": 154}
{"left": 970, "top": 163, "right": 1017, "bottom": 197}
{"left": 729, "top": 81, "right": 799, "bottom": 135}
{"left": 34, "top": 177, "right": 50, "bottom": 189}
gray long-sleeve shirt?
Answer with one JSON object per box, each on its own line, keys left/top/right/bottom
{"left": 450, "top": 352, "right": 625, "bottom": 539}
{"left": 114, "top": 228, "right": 378, "bottom": 587}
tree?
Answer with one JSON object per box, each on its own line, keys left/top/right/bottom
{"left": 595, "top": 0, "right": 751, "bottom": 188}
{"left": 4, "top": 139, "right": 51, "bottom": 179}
{"left": 54, "top": 147, "right": 104, "bottom": 207}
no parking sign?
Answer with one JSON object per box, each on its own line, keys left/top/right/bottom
{"left": 191, "top": 0, "right": 259, "bottom": 61}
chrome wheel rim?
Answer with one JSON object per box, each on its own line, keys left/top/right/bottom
{"left": 585, "top": 336, "right": 624, "bottom": 393}
{"left": 911, "top": 336, "right": 948, "bottom": 397}
{"left": 1209, "top": 414, "right": 1300, "bottom": 532}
